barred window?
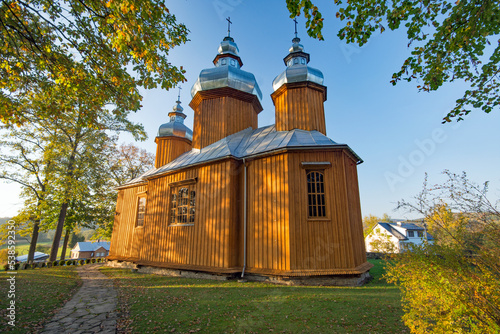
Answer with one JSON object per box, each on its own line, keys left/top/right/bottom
{"left": 307, "top": 171, "right": 326, "bottom": 218}
{"left": 170, "top": 186, "right": 196, "bottom": 225}
{"left": 135, "top": 196, "right": 146, "bottom": 227}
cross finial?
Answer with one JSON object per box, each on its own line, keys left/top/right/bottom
{"left": 177, "top": 86, "right": 182, "bottom": 102}
{"left": 226, "top": 17, "right": 232, "bottom": 37}
{"left": 293, "top": 17, "right": 298, "bottom": 38}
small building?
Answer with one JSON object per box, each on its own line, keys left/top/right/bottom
{"left": 365, "top": 222, "right": 434, "bottom": 253}
{"left": 16, "top": 252, "right": 49, "bottom": 263}
{"left": 71, "top": 241, "right": 110, "bottom": 259}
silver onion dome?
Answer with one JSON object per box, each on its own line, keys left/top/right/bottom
{"left": 191, "top": 36, "right": 262, "bottom": 100}
{"left": 157, "top": 99, "right": 193, "bottom": 140}
{"left": 272, "top": 37, "right": 324, "bottom": 92}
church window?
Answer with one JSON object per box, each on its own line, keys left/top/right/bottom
{"left": 135, "top": 195, "right": 146, "bottom": 227}
{"left": 169, "top": 179, "right": 197, "bottom": 225}
{"left": 306, "top": 171, "right": 326, "bottom": 218}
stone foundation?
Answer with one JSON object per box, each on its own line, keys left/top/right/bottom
{"left": 106, "top": 260, "right": 372, "bottom": 286}
{"left": 243, "top": 271, "right": 372, "bottom": 286}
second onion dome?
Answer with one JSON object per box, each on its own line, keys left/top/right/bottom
{"left": 157, "top": 97, "right": 193, "bottom": 141}
{"left": 190, "top": 36, "right": 262, "bottom": 100}
{"left": 272, "top": 36, "right": 324, "bottom": 92}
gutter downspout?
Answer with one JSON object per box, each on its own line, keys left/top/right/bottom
{"left": 241, "top": 158, "right": 248, "bottom": 278}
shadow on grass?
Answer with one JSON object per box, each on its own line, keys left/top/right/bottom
{"left": 103, "top": 259, "right": 407, "bottom": 333}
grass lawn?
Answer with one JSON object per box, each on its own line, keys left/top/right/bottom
{"left": 102, "top": 259, "right": 407, "bottom": 333}
{"left": 0, "top": 267, "right": 81, "bottom": 333}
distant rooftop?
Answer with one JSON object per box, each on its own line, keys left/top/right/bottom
{"left": 73, "top": 241, "right": 110, "bottom": 252}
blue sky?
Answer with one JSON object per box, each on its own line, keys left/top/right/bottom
{"left": 1, "top": 0, "right": 499, "bottom": 219}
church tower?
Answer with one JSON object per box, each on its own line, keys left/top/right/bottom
{"left": 271, "top": 30, "right": 327, "bottom": 135}
{"left": 155, "top": 94, "right": 193, "bottom": 168}
{"left": 189, "top": 31, "right": 263, "bottom": 149}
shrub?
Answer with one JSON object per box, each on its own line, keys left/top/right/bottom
{"left": 3, "top": 263, "right": 9, "bottom": 271}
{"left": 389, "top": 171, "right": 500, "bottom": 333}
{"left": 91, "top": 258, "right": 96, "bottom": 263}
{"left": 79, "top": 259, "right": 85, "bottom": 265}
{"left": 41, "top": 262, "right": 47, "bottom": 268}
{"left": 52, "top": 261, "right": 59, "bottom": 267}
{"left": 97, "top": 258, "right": 102, "bottom": 263}
{"left": 66, "top": 260, "right": 74, "bottom": 266}
{"left": 85, "top": 259, "right": 91, "bottom": 264}
{"left": 14, "top": 263, "right": 20, "bottom": 270}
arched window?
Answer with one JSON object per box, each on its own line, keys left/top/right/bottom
{"left": 307, "top": 171, "right": 326, "bottom": 217}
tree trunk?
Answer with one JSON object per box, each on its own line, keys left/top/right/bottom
{"left": 27, "top": 220, "right": 40, "bottom": 264}
{"left": 49, "top": 202, "right": 68, "bottom": 262}
{"left": 60, "top": 229, "right": 71, "bottom": 261}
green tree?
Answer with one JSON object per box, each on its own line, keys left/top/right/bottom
{"left": 363, "top": 213, "right": 391, "bottom": 236}
{"left": 68, "top": 231, "right": 85, "bottom": 249}
{"left": 91, "top": 142, "right": 155, "bottom": 239}
{"left": 0, "top": 94, "right": 144, "bottom": 261}
{"left": 286, "top": 0, "right": 500, "bottom": 122}
{"left": 385, "top": 171, "right": 500, "bottom": 333}
{"left": 0, "top": 0, "right": 188, "bottom": 126}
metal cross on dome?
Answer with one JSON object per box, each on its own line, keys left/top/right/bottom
{"left": 226, "top": 17, "right": 232, "bottom": 37}
{"left": 293, "top": 17, "right": 298, "bottom": 38}
{"left": 177, "top": 86, "right": 182, "bottom": 101}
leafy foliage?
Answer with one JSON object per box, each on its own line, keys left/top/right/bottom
{"left": 363, "top": 213, "right": 391, "bottom": 236}
{"left": 0, "top": 102, "right": 152, "bottom": 259}
{"left": 385, "top": 171, "right": 500, "bottom": 333}
{"left": 286, "top": 0, "right": 500, "bottom": 122}
{"left": 0, "top": 0, "right": 188, "bottom": 126}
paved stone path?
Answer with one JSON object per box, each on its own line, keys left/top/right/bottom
{"left": 41, "top": 264, "right": 117, "bottom": 334}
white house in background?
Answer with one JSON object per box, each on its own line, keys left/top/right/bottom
{"left": 365, "top": 222, "right": 434, "bottom": 253}
{"left": 71, "top": 241, "right": 110, "bottom": 259}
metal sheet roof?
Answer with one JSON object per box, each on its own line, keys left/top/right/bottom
{"left": 378, "top": 223, "right": 408, "bottom": 240}
{"left": 74, "top": 241, "right": 110, "bottom": 252}
{"left": 119, "top": 125, "right": 363, "bottom": 188}
{"left": 16, "top": 252, "right": 49, "bottom": 262}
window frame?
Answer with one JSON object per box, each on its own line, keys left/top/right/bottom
{"left": 408, "top": 230, "right": 415, "bottom": 237}
{"left": 168, "top": 178, "right": 197, "bottom": 226}
{"left": 135, "top": 193, "right": 147, "bottom": 228}
{"left": 305, "top": 169, "right": 328, "bottom": 220}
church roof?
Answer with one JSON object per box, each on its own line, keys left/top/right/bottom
{"left": 120, "top": 125, "right": 363, "bottom": 188}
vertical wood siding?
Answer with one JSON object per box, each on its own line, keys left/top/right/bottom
{"left": 343, "top": 152, "right": 368, "bottom": 265}
{"left": 110, "top": 150, "right": 367, "bottom": 275}
{"left": 287, "top": 150, "right": 365, "bottom": 271}
{"left": 109, "top": 185, "right": 147, "bottom": 259}
{"left": 273, "top": 86, "right": 326, "bottom": 135}
{"left": 134, "top": 160, "right": 240, "bottom": 269}
{"left": 192, "top": 96, "right": 258, "bottom": 149}
{"left": 155, "top": 137, "right": 192, "bottom": 168}
{"left": 246, "top": 153, "right": 290, "bottom": 271}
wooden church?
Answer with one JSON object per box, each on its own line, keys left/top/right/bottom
{"left": 108, "top": 29, "right": 372, "bottom": 285}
